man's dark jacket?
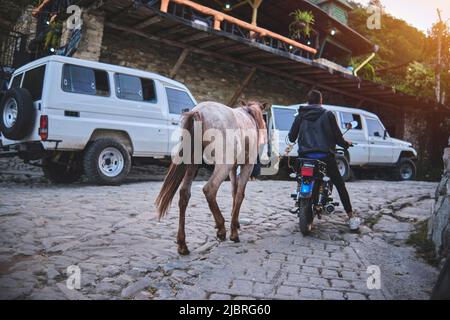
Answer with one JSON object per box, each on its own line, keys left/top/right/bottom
{"left": 288, "top": 104, "right": 349, "bottom": 155}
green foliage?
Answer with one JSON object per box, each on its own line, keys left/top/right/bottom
{"left": 349, "top": 57, "right": 377, "bottom": 81}
{"left": 289, "top": 10, "right": 315, "bottom": 38}
{"left": 347, "top": 1, "right": 449, "bottom": 101}
{"left": 44, "top": 20, "right": 63, "bottom": 50}
{"left": 406, "top": 220, "right": 439, "bottom": 266}
{"left": 396, "top": 62, "right": 435, "bottom": 98}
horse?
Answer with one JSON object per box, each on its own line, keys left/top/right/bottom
{"left": 155, "top": 100, "right": 268, "bottom": 255}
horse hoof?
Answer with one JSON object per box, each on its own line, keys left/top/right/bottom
{"left": 217, "top": 232, "right": 227, "bottom": 241}
{"left": 230, "top": 235, "right": 240, "bottom": 243}
{"left": 178, "top": 246, "right": 190, "bottom": 255}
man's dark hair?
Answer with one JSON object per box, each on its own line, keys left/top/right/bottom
{"left": 307, "top": 90, "right": 323, "bottom": 105}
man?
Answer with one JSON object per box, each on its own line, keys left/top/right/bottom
{"left": 288, "top": 90, "right": 360, "bottom": 231}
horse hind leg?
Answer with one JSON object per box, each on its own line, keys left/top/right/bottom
{"left": 177, "top": 165, "right": 198, "bottom": 255}
{"left": 229, "top": 165, "right": 240, "bottom": 229}
{"left": 203, "top": 164, "right": 232, "bottom": 241}
{"left": 230, "top": 164, "right": 253, "bottom": 242}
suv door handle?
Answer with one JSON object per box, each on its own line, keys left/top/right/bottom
{"left": 171, "top": 121, "right": 179, "bottom": 125}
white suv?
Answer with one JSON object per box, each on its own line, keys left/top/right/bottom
{"left": 0, "top": 56, "right": 197, "bottom": 185}
{"left": 269, "top": 104, "right": 418, "bottom": 181}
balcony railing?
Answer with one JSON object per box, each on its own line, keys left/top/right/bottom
{"left": 136, "top": 0, "right": 318, "bottom": 59}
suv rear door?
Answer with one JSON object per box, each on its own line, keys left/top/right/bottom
{"left": 4, "top": 64, "right": 46, "bottom": 143}
{"left": 271, "top": 106, "right": 297, "bottom": 157}
{"left": 164, "top": 86, "right": 196, "bottom": 154}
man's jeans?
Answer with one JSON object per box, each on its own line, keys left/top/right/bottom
{"left": 323, "top": 157, "right": 353, "bottom": 214}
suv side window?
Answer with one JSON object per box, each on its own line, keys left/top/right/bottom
{"left": 366, "top": 118, "right": 385, "bottom": 137}
{"left": 10, "top": 74, "right": 23, "bottom": 88}
{"left": 340, "top": 112, "right": 362, "bottom": 130}
{"left": 62, "top": 64, "right": 110, "bottom": 96}
{"left": 22, "top": 65, "right": 46, "bottom": 101}
{"left": 115, "top": 74, "right": 157, "bottom": 103}
{"left": 273, "top": 108, "right": 297, "bottom": 131}
{"left": 165, "top": 87, "right": 195, "bottom": 114}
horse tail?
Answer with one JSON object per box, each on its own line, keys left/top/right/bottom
{"left": 155, "top": 111, "right": 201, "bottom": 219}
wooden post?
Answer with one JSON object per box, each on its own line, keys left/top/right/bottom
{"left": 214, "top": 16, "right": 223, "bottom": 31}
{"left": 170, "top": 48, "right": 190, "bottom": 79}
{"left": 161, "top": 0, "right": 170, "bottom": 13}
{"left": 228, "top": 67, "right": 257, "bottom": 107}
{"left": 247, "top": 0, "right": 263, "bottom": 26}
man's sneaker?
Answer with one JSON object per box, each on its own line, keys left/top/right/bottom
{"left": 348, "top": 217, "right": 361, "bottom": 231}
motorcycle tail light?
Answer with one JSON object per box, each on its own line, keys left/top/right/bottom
{"left": 301, "top": 166, "right": 314, "bottom": 177}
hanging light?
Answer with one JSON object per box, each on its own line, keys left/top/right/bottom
{"left": 330, "top": 28, "right": 337, "bottom": 36}
{"left": 225, "top": 3, "right": 231, "bottom": 10}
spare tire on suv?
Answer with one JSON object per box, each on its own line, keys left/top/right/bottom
{"left": 0, "top": 88, "right": 35, "bottom": 140}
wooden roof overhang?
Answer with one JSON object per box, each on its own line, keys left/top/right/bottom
{"left": 100, "top": 0, "right": 449, "bottom": 113}
{"left": 195, "top": 0, "right": 376, "bottom": 56}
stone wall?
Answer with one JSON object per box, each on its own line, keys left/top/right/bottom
{"left": 428, "top": 140, "right": 450, "bottom": 257}
{"left": 99, "top": 28, "right": 361, "bottom": 107}
{"left": 100, "top": 30, "right": 315, "bottom": 106}
{"left": 12, "top": 5, "right": 37, "bottom": 54}
{"left": 71, "top": 9, "right": 105, "bottom": 62}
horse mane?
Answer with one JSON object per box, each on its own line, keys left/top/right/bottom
{"left": 242, "top": 101, "right": 267, "bottom": 144}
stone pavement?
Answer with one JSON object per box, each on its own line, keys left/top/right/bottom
{"left": 0, "top": 179, "right": 439, "bottom": 300}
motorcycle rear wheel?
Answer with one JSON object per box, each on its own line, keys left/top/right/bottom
{"left": 298, "top": 198, "right": 314, "bottom": 235}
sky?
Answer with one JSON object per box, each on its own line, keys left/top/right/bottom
{"left": 353, "top": 0, "right": 450, "bottom": 33}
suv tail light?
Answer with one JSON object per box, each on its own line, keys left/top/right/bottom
{"left": 301, "top": 166, "right": 314, "bottom": 177}
{"left": 39, "top": 115, "right": 48, "bottom": 140}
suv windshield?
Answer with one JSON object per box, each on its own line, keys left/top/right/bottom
{"left": 273, "top": 108, "right": 296, "bottom": 131}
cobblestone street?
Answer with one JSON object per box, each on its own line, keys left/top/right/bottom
{"left": 0, "top": 179, "right": 439, "bottom": 300}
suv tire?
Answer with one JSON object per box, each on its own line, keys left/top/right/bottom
{"left": 396, "top": 157, "right": 416, "bottom": 181}
{"left": 83, "top": 138, "right": 131, "bottom": 185}
{"left": 42, "top": 156, "right": 83, "bottom": 184}
{"left": 336, "top": 155, "right": 351, "bottom": 182}
{"left": 0, "top": 88, "right": 35, "bottom": 140}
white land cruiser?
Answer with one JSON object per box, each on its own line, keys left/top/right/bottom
{"left": 0, "top": 56, "right": 197, "bottom": 185}
{"left": 269, "top": 104, "right": 418, "bottom": 181}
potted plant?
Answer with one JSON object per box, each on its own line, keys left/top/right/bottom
{"left": 289, "top": 10, "right": 315, "bottom": 40}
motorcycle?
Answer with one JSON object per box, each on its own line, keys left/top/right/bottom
{"left": 287, "top": 120, "right": 358, "bottom": 235}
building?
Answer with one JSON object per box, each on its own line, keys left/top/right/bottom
{"left": 2, "top": 0, "right": 449, "bottom": 178}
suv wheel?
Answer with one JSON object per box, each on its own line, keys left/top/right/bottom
{"left": 396, "top": 157, "right": 416, "bottom": 181}
{"left": 83, "top": 138, "right": 131, "bottom": 185}
{"left": 0, "top": 88, "right": 35, "bottom": 140}
{"left": 42, "top": 155, "right": 83, "bottom": 184}
{"left": 336, "top": 155, "right": 351, "bottom": 181}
